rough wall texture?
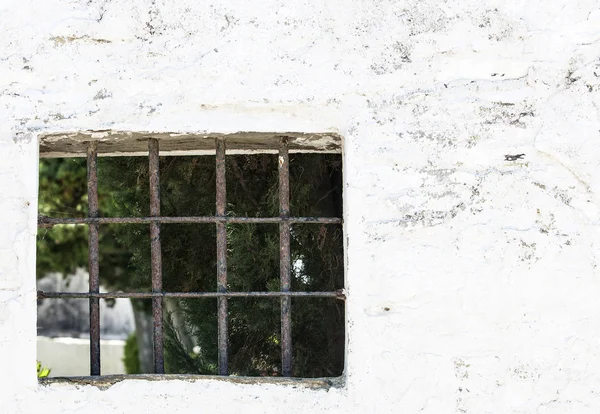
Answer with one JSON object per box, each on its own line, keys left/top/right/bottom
{"left": 2, "top": 0, "right": 600, "bottom": 412}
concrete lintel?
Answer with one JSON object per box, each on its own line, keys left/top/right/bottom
{"left": 39, "top": 130, "right": 342, "bottom": 158}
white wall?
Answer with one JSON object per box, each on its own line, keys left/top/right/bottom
{"left": 37, "top": 270, "right": 135, "bottom": 340}
{"left": 37, "top": 337, "right": 127, "bottom": 377}
{"left": 2, "top": 0, "right": 600, "bottom": 413}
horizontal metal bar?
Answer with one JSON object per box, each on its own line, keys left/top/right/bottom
{"left": 37, "top": 290, "right": 346, "bottom": 300}
{"left": 38, "top": 216, "right": 342, "bottom": 227}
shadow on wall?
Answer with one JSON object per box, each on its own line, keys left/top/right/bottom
{"left": 37, "top": 268, "right": 134, "bottom": 339}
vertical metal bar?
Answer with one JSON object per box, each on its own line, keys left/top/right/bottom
{"left": 279, "top": 137, "right": 292, "bottom": 377}
{"left": 87, "top": 141, "right": 101, "bottom": 376}
{"left": 216, "top": 138, "right": 229, "bottom": 375}
{"left": 149, "top": 138, "right": 164, "bottom": 374}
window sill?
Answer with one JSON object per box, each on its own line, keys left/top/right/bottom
{"left": 39, "top": 374, "right": 344, "bottom": 391}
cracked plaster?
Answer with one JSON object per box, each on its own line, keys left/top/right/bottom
{"left": 2, "top": 0, "right": 600, "bottom": 412}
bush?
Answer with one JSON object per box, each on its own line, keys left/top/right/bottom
{"left": 123, "top": 332, "right": 141, "bottom": 374}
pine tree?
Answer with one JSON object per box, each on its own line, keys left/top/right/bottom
{"left": 38, "top": 152, "right": 344, "bottom": 377}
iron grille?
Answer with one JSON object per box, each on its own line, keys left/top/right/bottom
{"left": 37, "top": 137, "right": 345, "bottom": 377}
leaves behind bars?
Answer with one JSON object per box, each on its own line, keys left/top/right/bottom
{"left": 38, "top": 153, "right": 344, "bottom": 377}
{"left": 37, "top": 158, "right": 131, "bottom": 280}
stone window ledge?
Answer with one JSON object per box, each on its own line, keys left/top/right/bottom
{"left": 39, "top": 374, "right": 344, "bottom": 391}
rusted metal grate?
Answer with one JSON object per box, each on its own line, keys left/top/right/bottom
{"left": 37, "top": 137, "right": 344, "bottom": 377}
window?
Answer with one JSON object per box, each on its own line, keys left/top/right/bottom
{"left": 37, "top": 133, "right": 344, "bottom": 379}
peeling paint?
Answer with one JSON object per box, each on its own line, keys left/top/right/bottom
{"left": 2, "top": 0, "right": 600, "bottom": 412}
{"left": 50, "top": 36, "right": 112, "bottom": 45}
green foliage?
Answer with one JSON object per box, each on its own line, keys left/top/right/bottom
{"left": 37, "top": 361, "right": 51, "bottom": 378}
{"left": 122, "top": 332, "right": 141, "bottom": 374}
{"left": 37, "top": 158, "right": 131, "bottom": 279}
{"left": 163, "top": 311, "right": 217, "bottom": 374}
{"left": 37, "top": 158, "right": 88, "bottom": 276}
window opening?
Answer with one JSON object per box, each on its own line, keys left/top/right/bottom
{"left": 37, "top": 137, "right": 344, "bottom": 378}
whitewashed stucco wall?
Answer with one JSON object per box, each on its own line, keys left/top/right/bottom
{"left": 2, "top": 0, "right": 600, "bottom": 412}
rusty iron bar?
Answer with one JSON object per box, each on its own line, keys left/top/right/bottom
{"left": 38, "top": 216, "right": 341, "bottom": 227}
{"left": 87, "top": 142, "right": 101, "bottom": 376}
{"left": 149, "top": 139, "right": 164, "bottom": 374}
{"left": 216, "top": 138, "right": 228, "bottom": 375}
{"left": 37, "top": 290, "right": 346, "bottom": 300}
{"left": 279, "top": 137, "right": 292, "bottom": 377}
